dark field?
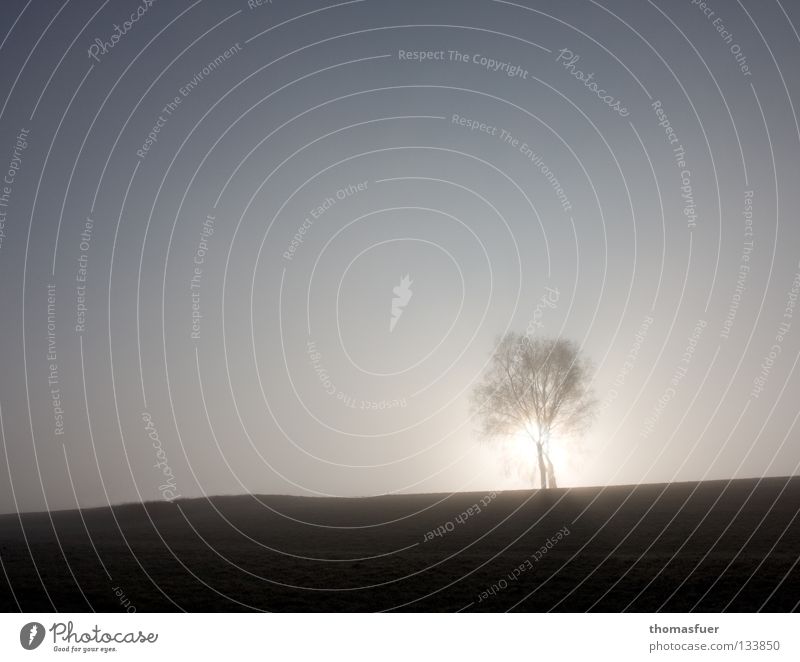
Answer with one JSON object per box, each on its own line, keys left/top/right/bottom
{"left": 1, "top": 477, "right": 799, "bottom": 612}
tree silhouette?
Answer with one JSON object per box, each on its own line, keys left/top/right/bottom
{"left": 471, "top": 333, "right": 597, "bottom": 489}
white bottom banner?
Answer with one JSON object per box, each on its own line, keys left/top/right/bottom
{"left": 0, "top": 613, "right": 796, "bottom": 661}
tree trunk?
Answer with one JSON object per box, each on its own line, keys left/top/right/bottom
{"left": 545, "top": 454, "right": 558, "bottom": 489}
{"left": 542, "top": 430, "right": 557, "bottom": 489}
{"left": 536, "top": 442, "right": 548, "bottom": 489}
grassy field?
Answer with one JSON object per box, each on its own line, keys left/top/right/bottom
{"left": 1, "top": 476, "right": 798, "bottom": 612}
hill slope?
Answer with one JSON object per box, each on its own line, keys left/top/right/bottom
{"left": 1, "top": 477, "right": 799, "bottom": 611}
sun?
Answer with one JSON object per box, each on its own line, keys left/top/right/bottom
{"left": 502, "top": 428, "right": 572, "bottom": 486}
{"left": 506, "top": 429, "right": 538, "bottom": 476}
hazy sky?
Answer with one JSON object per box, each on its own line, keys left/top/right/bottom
{"left": 1, "top": 0, "right": 799, "bottom": 513}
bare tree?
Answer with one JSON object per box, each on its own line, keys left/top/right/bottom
{"left": 471, "top": 333, "right": 597, "bottom": 489}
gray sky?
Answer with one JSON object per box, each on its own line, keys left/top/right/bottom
{"left": 1, "top": 0, "right": 799, "bottom": 513}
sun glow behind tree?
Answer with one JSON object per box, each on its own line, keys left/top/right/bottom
{"left": 472, "top": 334, "right": 597, "bottom": 489}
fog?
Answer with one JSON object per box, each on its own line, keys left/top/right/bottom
{"left": 1, "top": 0, "right": 798, "bottom": 513}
